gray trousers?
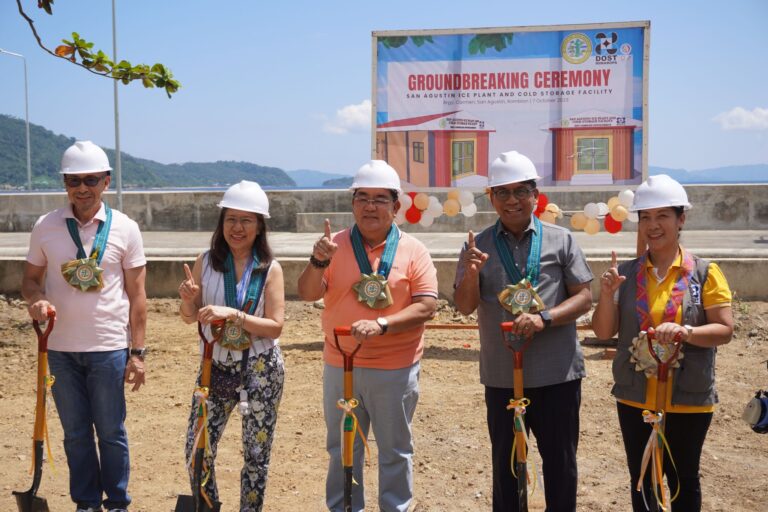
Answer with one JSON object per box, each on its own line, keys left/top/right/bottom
{"left": 323, "top": 362, "right": 420, "bottom": 512}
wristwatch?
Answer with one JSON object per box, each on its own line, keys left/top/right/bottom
{"left": 539, "top": 310, "right": 553, "bottom": 328}
{"left": 683, "top": 324, "right": 694, "bottom": 341}
{"left": 376, "top": 317, "right": 389, "bottom": 335}
{"left": 130, "top": 347, "right": 147, "bottom": 361}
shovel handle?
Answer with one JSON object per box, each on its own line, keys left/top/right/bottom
{"left": 33, "top": 310, "right": 56, "bottom": 353}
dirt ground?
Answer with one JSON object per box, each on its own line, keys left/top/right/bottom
{"left": 1, "top": 296, "right": 767, "bottom": 512}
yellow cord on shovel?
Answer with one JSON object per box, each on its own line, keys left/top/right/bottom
{"left": 637, "top": 410, "right": 680, "bottom": 511}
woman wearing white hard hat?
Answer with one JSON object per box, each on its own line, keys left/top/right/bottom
{"left": 593, "top": 174, "right": 733, "bottom": 511}
{"left": 178, "top": 180, "right": 285, "bottom": 511}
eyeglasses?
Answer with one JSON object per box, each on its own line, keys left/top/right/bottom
{"left": 64, "top": 175, "right": 106, "bottom": 188}
{"left": 492, "top": 187, "right": 534, "bottom": 201}
{"left": 353, "top": 196, "right": 394, "bottom": 208}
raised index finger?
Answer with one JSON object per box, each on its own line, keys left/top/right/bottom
{"left": 324, "top": 218, "right": 332, "bottom": 239}
{"left": 183, "top": 263, "right": 195, "bottom": 283}
{"left": 468, "top": 230, "right": 476, "bottom": 249}
{"left": 611, "top": 250, "right": 618, "bottom": 269}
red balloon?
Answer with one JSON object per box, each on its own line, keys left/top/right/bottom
{"left": 405, "top": 205, "right": 422, "bottom": 224}
{"left": 407, "top": 191, "right": 417, "bottom": 199}
{"left": 604, "top": 214, "right": 623, "bottom": 234}
{"left": 535, "top": 193, "right": 549, "bottom": 215}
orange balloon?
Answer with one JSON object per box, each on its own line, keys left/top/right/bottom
{"left": 443, "top": 198, "right": 461, "bottom": 217}
{"left": 413, "top": 193, "right": 430, "bottom": 210}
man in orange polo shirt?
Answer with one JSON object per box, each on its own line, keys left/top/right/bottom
{"left": 298, "top": 160, "right": 438, "bottom": 512}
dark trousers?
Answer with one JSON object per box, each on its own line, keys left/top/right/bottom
{"left": 486, "top": 379, "right": 581, "bottom": 512}
{"left": 617, "top": 401, "right": 712, "bottom": 512}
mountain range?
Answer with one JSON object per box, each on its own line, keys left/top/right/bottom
{"left": 1, "top": 114, "right": 766, "bottom": 189}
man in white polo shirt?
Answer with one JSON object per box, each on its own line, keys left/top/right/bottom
{"left": 21, "top": 140, "right": 147, "bottom": 512}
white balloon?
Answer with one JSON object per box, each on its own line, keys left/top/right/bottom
{"left": 618, "top": 189, "right": 635, "bottom": 208}
{"left": 627, "top": 211, "right": 639, "bottom": 223}
{"left": 597, "top": 202, "right": 609, "bottom": 217}
{"left": 400, "top": 194, "right": 413, "bottom": 210}
{"left": 458, "top": 190, "right": 475, "bottom": 207}
{"left": 419, "top": 212, "right": 435, "bottom": 227}
{"left": 461, "top": 203, "right": 478, "bottom": 217}
{"left": 427, "top": 197, "right": 443, "bottom": 216}
{"left": 583, "top": 202, "right": 600, "bottom": 219}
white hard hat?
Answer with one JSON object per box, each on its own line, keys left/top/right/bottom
{"left": 487, "top": 151, "right": 541, "bottom": 187}
{"left": 349, "top": 160, "right": 402, "bottom": 194}
{"left": 217, "top": 180, "right": 270, "bottom": 218}
{"left": 630, "top": 174, "right": 691, "bottom": 212}
{"left": 60, "top": 140, "right": 112, "bottom": 174}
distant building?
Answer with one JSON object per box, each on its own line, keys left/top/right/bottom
{"left": 376, "top": 110, "right": 495, "bottom": 187}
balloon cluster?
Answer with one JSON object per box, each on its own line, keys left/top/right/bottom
{"left": 533, "top": 193, "right": 564, "bottom": 224}
{"left": 570, "top": 189, "right": 638, "bottom": 235}
{"left": 396, "top": 190, "right": 478, "bottom": 226}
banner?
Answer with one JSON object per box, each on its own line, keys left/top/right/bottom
{"left": 373, "top": 22, "right": 649, "bottom": 189}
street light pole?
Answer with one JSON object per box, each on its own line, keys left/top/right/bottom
{"left": 112, "top": 0, "right": 123, "bottom": 211}
{"left": 0, "top": 48, "right": 32, "bottom": 191}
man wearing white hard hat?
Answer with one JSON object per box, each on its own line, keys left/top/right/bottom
{"left": 22, "top": 140, "right": 147, "bottom": 512}
{"left": 298, "top": 160, "right": 438, "bottom": 512}
{"left": 177, "top": 180, "right": 285, "bottom": 510}
{"left": 592, "top": 175, "right": 733, "bottom": 511}
{"left": 454, "top": 150, "right": 593, "bottom": 512}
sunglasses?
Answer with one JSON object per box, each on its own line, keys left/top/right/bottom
{"left": 64, "top": 175, "right": 106, "bottom": 188}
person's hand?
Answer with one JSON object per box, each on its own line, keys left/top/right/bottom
{"left": 350, "top": 319, "right": 383, "bottom": 342}
{"left": 198, "top": 305, "right": 237, "bottom": 325}
{"left": 600, "top": 251, "right": 626, "bottom": 295}
{"left": 125, "top": 357, "right": 145, "bottom": 391}
{"left": 461, "top": 231, "right": 489, "bottom": 279}
{"left": 653, "top": 322, "right": 688, "bottom": 345}
{"left": 511, "top": 312, "right": 543, "bottom": 338}
{"left": 28, "top": 300, "right": 55, "bottom": 323}
{"left": 312, "top": 219, "right": 338, "bottom": 262}
{"left": 179, "top": 263, "right": 200, "bottom": 302}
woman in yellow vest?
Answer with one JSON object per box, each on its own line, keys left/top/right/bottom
{"left": 592, "top": 174, "right": 733, "bottom": 511}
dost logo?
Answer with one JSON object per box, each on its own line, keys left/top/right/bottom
{"left": 595, "top": 32, "right": 619, "bottom": 64}
{"left": 561, "top": 33, "right": 592, "bottom": 65}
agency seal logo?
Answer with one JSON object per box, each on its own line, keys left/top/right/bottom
{"left": 561, "top": 33, "right": 592, "bottom": 65}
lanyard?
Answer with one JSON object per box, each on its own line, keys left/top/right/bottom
{"left": 493, "top": 216, "right": 542, "bottom": 287}
{"left": 65, "top": 203, "right": 112, "bottom": 264}
{"left": 635, "top": 249, "right": 694, "bottom": 330}
{"left": 350, "top": 224, "right": 400, "bottom": 278}
{"left": 223, "top": 248, "right": 266, "bottom": 314}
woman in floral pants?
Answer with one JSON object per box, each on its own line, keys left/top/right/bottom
{"left": 178, "top": 181, "right": 286, "bottom": 511}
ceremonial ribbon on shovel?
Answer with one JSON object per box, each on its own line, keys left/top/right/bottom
{"left": 333, "top": 326, "right": 370, "bottom": 512}
{"left": 501, "top": 321, "right": 537, "bottom": 512}
{"left": 636, "top": 327, "right": 682, "bottom": 511}
{"left": 176, "top": 320, "right": 225, "bottom": 512}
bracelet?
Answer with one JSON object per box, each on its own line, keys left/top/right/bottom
{"left": 180, "top": 304, "right": 196, "bottom": 318}
{"left": 237, "top": 310, "right": 246, "bottom": 328}
{"left": 310, "top": 254, "right": 331, "bottom": 269}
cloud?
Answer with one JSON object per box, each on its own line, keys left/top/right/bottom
{"left": 323, "top": 100, "right": 372, "bottom": 134}
{"left": 712, "top": 107, "right": 768, "bottom": 131}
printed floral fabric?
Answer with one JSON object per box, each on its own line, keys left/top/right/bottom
{"left": 184, "top": 346, "right": 285, "bottom": 511}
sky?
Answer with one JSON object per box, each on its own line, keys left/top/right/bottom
{"left": 1, "top": 0, "right": 766, "bottom": 175}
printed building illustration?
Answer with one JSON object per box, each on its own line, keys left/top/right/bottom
{"left": 376, "top": 111, "right": 495, "bottom": 187}
{"left": 546, "top": 110, "right": 642, "bottom": 185}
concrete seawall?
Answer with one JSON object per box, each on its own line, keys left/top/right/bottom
{"left": 2, "top": 184, "right": 768, "bottom": 232}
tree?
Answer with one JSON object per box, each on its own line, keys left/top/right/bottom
{"left": 15, "top": 0, "right": 180, "bottom": 97}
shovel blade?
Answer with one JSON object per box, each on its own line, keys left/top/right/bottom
{"left": 12, "top": 491, "right": 49, "bottom": 512}
{"left": 174, "top": 494, "right": 221, "bottom": 512}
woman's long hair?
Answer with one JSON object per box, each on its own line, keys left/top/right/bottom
{"left": 209, "top": 208, "right": 273, "bottom": 274}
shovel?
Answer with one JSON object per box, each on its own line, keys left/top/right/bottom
{"left": 333, "top": 326, "right": 362, "bottom": 512}
{"left": 501, "top": 321, "right": 533, "bottom": 512}
{"left": 175, "top": 320, "right": 225, "bottom": 512}
{"left": 640, "top": 327, "right": 683, "bottom": 511}
{"left": 13, "top": 309, "right": 55, "bottom": 512}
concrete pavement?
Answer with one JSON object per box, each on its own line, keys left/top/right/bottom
{"left": 2, "top": 229, "right": 768, "bottom": 258}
